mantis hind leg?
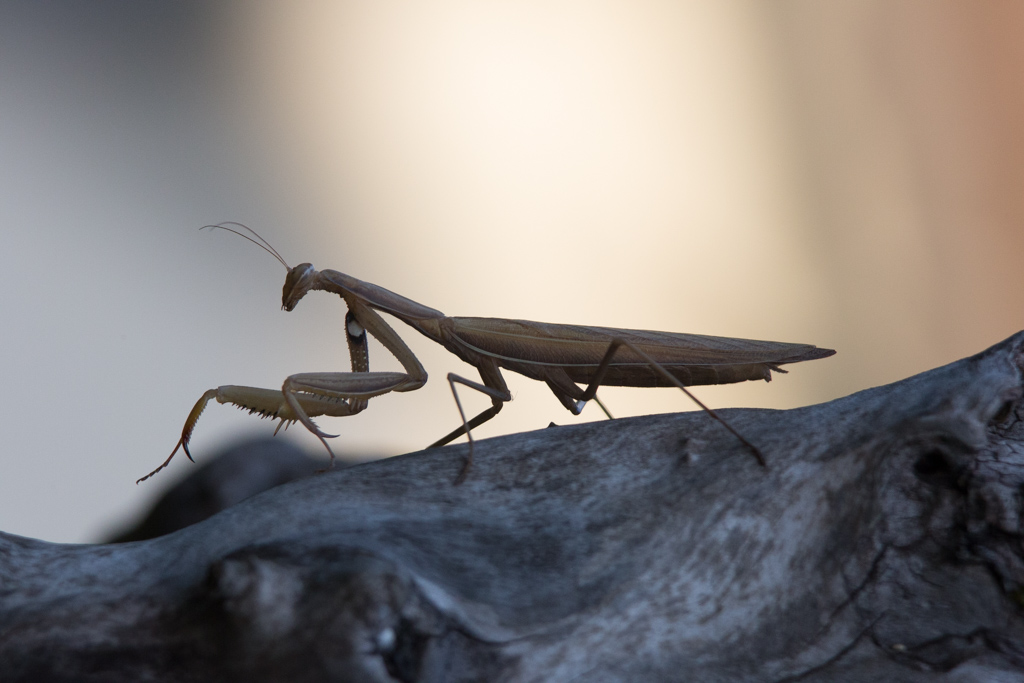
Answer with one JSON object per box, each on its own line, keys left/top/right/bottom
{"left": 576, "top": 338, "right": 767, "bottom": 467}
{"left": 592, "top": 395, "right": 614, "bottom": 419}
{"left": 544, "top": 377, "right": 614, "bottom": 419}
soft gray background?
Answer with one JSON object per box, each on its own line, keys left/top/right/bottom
{"left": 2, "top": 1, "right": 1022, "bottom": 542}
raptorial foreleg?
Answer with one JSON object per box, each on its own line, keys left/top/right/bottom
{"left": 138, "top": 371, "right": 416, "bottom": 483}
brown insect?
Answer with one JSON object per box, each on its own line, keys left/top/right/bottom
{"left": 138, "top": 224, "right": 834, "bottom": 484}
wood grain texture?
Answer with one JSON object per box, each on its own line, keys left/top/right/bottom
{"left": 2, "top": 333, "right": 1024, "bottom": 682}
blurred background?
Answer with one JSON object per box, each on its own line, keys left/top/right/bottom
{"left": 1, "top": 1, "right": 1022, "bottom": 543}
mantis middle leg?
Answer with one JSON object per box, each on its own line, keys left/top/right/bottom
{"left": 426, "top": 360, "right": 511, "bottom": 484}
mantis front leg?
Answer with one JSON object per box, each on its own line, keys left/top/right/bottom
{"left": 141, "top": 294, "right": 431, "bottom": 483}
{"left": 137, "top": 371, "right": 418, "bottom": 483}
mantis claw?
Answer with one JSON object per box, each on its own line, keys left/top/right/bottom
{"left": 136, "top": 437, "right": 187, "bottom": 484}
{"left": 182, "top": 440, "right": 195, "bottom": 463}
{"left": 137, "top": 390, "right": 215, "bottom": 483}
{"left": 294, "top": 413, "right": 338, "bottom": 440}
{"left": 309, "top": 423, "right": 339, "bottom": 440}
{"left": 313, "top": 432, "right": 338, "bottom": 471}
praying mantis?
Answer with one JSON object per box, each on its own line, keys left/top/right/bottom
{"left": 137, "top": 224, "right": 835, "bottom": 484}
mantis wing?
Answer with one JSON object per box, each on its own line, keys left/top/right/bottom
{"left": 445, "top": 317, "right": 834, "bottom": 388}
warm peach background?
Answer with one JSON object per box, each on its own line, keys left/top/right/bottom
{"left": 1, "top": 1, "right": 1021, "bottom": 542}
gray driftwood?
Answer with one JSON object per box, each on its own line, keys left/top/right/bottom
{"left": 3, "top": 333, "right": 1024, "bottom": 682}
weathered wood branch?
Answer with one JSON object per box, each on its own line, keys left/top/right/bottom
{"left": 3, "top": 333, "right": 1024, "bottom": 682}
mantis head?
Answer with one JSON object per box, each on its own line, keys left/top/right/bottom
{"left": 282, "top": 263, "right": 318, "bottom": 311}
{"left": 201, "top": 222, "right": 313, "bottom": 310}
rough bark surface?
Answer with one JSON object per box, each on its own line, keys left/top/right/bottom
{"left": 3, "top": 333, "right": 1024, "bottom": 682}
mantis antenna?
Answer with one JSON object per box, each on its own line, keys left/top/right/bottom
{"left": 201, "top": 222, "right": 290, "bottom": 270}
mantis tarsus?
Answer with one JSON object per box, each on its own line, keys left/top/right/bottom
{"left": 138, "top": 224, "right": 835, "bottom": 484}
